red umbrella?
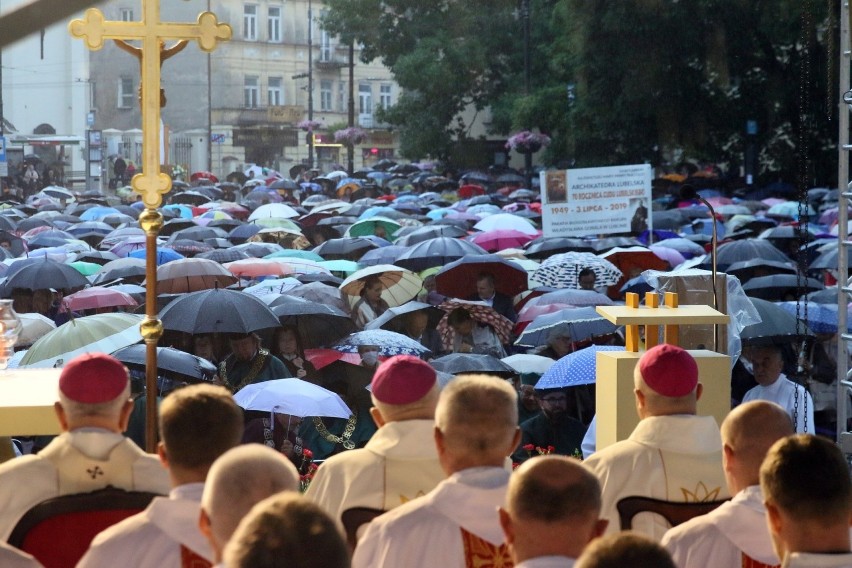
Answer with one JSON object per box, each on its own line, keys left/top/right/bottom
{"left": 304, "top": 348, "right": 387, "bottom": 370}
{"left": 469, "top": 229, "right": 537, "bottom": 252}
{"left": 434, "top": 254, "right": 528, "bottom": 299}
{"left": 190, "top": 171, "right": 219, "bottom": 183}
{"left": 62, "top": 287, "right": 138, "bottom": 312}
{"left": 458, "top": 184, "right": 485, "bottom": 199}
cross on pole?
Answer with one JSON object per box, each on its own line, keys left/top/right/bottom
{"left": 70, "top": 3, "right": 231, "bottom": 209}
{"left": 70, "top": 3, "right": 231, "bottom": 452}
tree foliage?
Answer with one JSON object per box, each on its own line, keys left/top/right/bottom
{"left": 323, "top": 0, "right": 837, "bottom": 184}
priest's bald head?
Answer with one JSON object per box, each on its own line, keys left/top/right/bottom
{"left": 633, "top": 344, "right": 702, "bottom": 420}
{"left": 199, "top": 444, "right": 300, "bottom": 563}
{"left": 433, "top": 374, "right": 520, "bottom": 475}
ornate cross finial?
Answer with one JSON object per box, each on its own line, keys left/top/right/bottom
{"left": 69, "top": 2, "right": 231, "bottom": 208}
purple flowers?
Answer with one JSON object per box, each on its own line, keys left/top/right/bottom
{"left": 297, "top": 119, "right": 323, "bottom": 132}
{"left": 505, "top": 130, "right": 551, "bottom": 153}
{"left": 334, "top": 127, "right": 368, "bottom": 145}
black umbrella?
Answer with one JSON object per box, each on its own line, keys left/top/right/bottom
{"left": 0, "top": 215, "right": 16, "bottom": 232}
{"left": 357, "top": 245, "right": 411, "bottom": 267}
{"left": 716, "top": 239, "right": 792, "bottom": 268}
{"left": 724, "top": 259, "right": 797, "bottom": 284}
{"left": 313, "top": 237, "right": 378, "bottom": 260}
{"left": 67, "top": 221, "right": 113, "bottom": 237}
{"left": 588, "top": 236, "right": 642, "bottom": 253}
{"left": 207, "top": 219, "right": 244, "bottom": 232}
{"left": 395, "top": 237, "right": 488, "bottom": 272}
{"left": 394, "top": 225, "right": 467, "bottom": 247}
{"left": 203, "top": 237, "right": 235, "bottom": 249}
{"left": 270, "top": 296, "right": 356, "bottom": 348}
{"left": 159, "top": 288, "right": 281, "bottom": 334}
{"left": 741, "top": 274, "right": 824, "bottom": 301}
{"left": 111, "top": 344, "right": 217, "bottom": 384}
{"left": 741, "top": 297, "right": 814, "bottom": 346}
{"left": 0, "top": 230, "right": 26, "bottom": 256}
{"left": 5, "top": 258, "right": 89, "bottom": 291}
{"left": 430, "top": 353, "right": 516, "bottom": 378}
{"left": 229, "top": 223, "right": 263, "bottom": 243}
{"left": 163, "top": 239, "right": 215, "bottom": 256}
{"left": 92, "top": 258, "right": 148, "bottom": 285}
{"left": 524, "top": 237, "right": 595, "bottom": 259}
{"left": 160, "top": 218, "right": 197, "bottom": 236}
{"left": 16, "top": 217, "right": 53, "bottom": 232}
{"left": 230, "top": 242, "right": 283, "bottom": 258}
{"left": 75, "top": 250, "right": 120, "bottom": 266}
{"left": 269, "top": 178, "right": 298, "bottom": 191}
{"left": 197, "top": 248, "right": 251, "bottom": 263}
{"left": 170, "top": 191, "right": 212, "bottom": 205}
{"left": 296, "top": 272, "right": 344, "bottom": 286}
{"left": 170, "top": 226, "right": 227, "bottom": 242}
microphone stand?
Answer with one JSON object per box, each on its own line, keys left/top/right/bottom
{"left": 695, "top": 196, "right": 720, "bottom": 351}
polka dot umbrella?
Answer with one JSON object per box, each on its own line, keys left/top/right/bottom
{"left": 534, "top": 345, "right": 625, "bottom": 390}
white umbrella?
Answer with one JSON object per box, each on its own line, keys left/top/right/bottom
{"left": 19, "top": 313, "right": 143, "bottom": 368}
{"left": 17, "top": 313, "right": 56, "bottom": 347}
{"left": 473, "top": 213, "right": 539, "bottom": 236}
{"left": 501, "top": 354, "right": 555, "bottom": 375}
{"left": 234, "top": 379, "right": 352, "bottom": 418}
{"left": 248, "top": 203, "right": 300, "bottom": 221}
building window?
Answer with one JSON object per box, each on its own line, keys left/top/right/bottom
{"left": 120, "top": 8, "right": 134, "bottom": 21}
{"left": 359, "top": 84, "right": 372, "bottom": 115}
{"left": 338, "top": 82, "right": 346, "bottom": 113}
{"left": 268, "top": 77, "right": 283, "bottom": 106}
{"left": 320, "top": 80, "right": 333, "bottom": 111}
{"left": 118, "top": 76, "right": 135, "bottom": 108}
{"left": 268, "top": 6, "right": 282, "bottom": 43}
{"left": 380, "top": 84, "right": 392, "bottom": 110}
{"left": 243, "top": 5, "right": 258, "bottom": 41}
{"left": 320, "top": 30, "right": 332, "bottom": 62}
{"left": 244, "top": 76, "right": 259, "bottom": 108}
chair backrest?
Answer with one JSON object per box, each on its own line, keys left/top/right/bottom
{"left": 340, "top": 507, "right": 384, "bottom": 550}
{"left": 8, "top": 486, "right": 159, "bottom": 568}
{"left": 617, "top": 496, "right": 728, "bottom": 531}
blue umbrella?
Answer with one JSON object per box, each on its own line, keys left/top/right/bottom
{"left": 128, "top": 248, "right": 185, "bottom": 266}
{"left": 333, "top": 330, "right": 431, "bottom": 357}
{"left": 535, "top": 345, "right": 625, "bottom": 390}
{"left": 776, "top": 301, "right": 851, "bottom": 334}
{"left": 79, "top": 206, "right": 121, "bottom": 221}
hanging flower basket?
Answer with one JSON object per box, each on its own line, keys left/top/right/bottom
{"left": 298, "top": 120, "right": 323, "bottom": 132}
{"left": 505, "top": 131, "right": 551, "bottom": 153}
{"left": 334, "top": 127, "right": 368, "bottom": 146}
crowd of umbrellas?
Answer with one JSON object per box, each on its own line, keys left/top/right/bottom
{"left": 0, "top": 168, "right": 846, "bottom": 419}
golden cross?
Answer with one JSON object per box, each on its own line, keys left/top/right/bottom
{"left": 69, "top": 3, "right": 231, "bottom": 209}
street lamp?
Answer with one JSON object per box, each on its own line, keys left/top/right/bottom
{"left": 521, "top": 0, "right": 532, "bottom": 188}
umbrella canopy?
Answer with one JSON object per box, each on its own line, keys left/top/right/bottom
{"left": 434, "top": 254, "right": 528, "bottom": 299}
{"left": 535, "top": 345, "right": 626, "bottom": 389}
{"left": 524, "top": 288, "right": 615, "bottom": 309}
{"left": 725, "top": 259, "right": 797, "bottom": 284}
{"left": 716, "top": 239, "right": 792, "bottom": 268}
{"left": 472, "top": 213, "right": 538, "bottom": 236}
{"left": 19, "top": 313, "right": 144, "bottom": 368}
{"left": 313, "top": 237, "right": 378, "bottom": 260}
{"left": 243, "top": 277, "right": 302, "bottom": 300}
{"left": 339, "top": 264, "right": 422, "bottom": 308}
{"left": 346, "top": 216, "right": 402, "bottom": 241}
{"left": 159, "top": 288, "right": 281, "bottom": 334}
{"left": 62, "top": 286, "right": 138, "bottom": 312}
{"left": 430, "top": 353, "right": 516, "bottom": 377}
{"left": 741, "top": 297, "right": 815, "bottom": 346}
{"left": 111, "top": 344, "right": 217, "bottom": 384}
{"left": 515, "top": 307, "right": 620, "bottom": 348}
{"left": 271, "top": 296, "right": 356, "bottom": 348}
{"left": 289, "top": 282, "right": 349, "bottom": 313}
{"left": 599, "top": 246, "right": 669, "bottom": 282}
{"left": 436, "top": 299, "right": 514, "bottom": 348}
{"left": 395, "top": 237, "right": 488, "bottom": 271}
{"left": 532, "top": 252, "right": 623, "bottom": 289}
{"left": 224, "top": 258, "right": 292, "bottom": 278}
{"left": 468, "top": 229, "right": 536, "bottom": 252}
{"left": 127, "top": 247, "right": 186, "bottom": 266}
{"left": 776, "top": 301, "right": 850, "bottom": 334}
{"left": 500, "top": 353, "right": 555, "bottom": 375}
{"left": 92, "top": 257, "right": 147, "bottom": 284}
{"left": 741, "top": 274, "right": 824, "bottom": 302}
{"left": 364, "top": 301, "right": 443, "bottom": 332}
{"left": 394, "top": 225, "right": 467, "bottom": 246}
{"left": 5, "top": 258, "right": 89, "bottom": 291}
{"left": 152, "top": 257, "right": 239, "bottom": 293}
{"left": 17, "top": 313, "right": 57, "bottom": 347}
{"left": 248, "top": 203, "right": 300, "bottom": 221}
{"left": 333, "top": 329, "right": 431, "bottom": 357}
{"left": 234, "top": 379, "right": 352, "bottom": 418}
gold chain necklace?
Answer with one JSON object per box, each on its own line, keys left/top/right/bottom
{"left": 312, "top": 415, "right": 357, "bottom": 450}
{"left": 220, "top": 348, "right": 269, "bottom": 392}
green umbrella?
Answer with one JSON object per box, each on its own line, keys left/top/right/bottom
{"left": 69, "top": 261, "right": 101, "bottom": 276}
{"left": 346, "top": 216, "right": 402, "bottom": 242}
{"left": 318, "top": 259, "right": 359, "bottom": 277}
{"left": 251, "top": 218, "right": 301, "bottom": 231}
{"left": 19, "top": 313, "right": 144, "bottom": 368}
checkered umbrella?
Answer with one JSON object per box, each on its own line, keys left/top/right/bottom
{"left": 532, "top": 252, "right": 622, "bottom": 289}
{"left": 436, "top": 299, "right": 514, "bottom": 349}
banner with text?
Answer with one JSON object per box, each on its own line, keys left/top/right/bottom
{"left": 540, "top": 164, "right": 652, "bottom": 238}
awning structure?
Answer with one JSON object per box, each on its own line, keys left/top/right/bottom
{"left": 8, "top": 135, "right": 85, "bottom": 147}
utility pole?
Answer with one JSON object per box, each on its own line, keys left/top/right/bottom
{"left": 307, "top": 0, "right": 314, "bottom": 169}
{"left": 521, "top": 0, "right": 532, "bottom": 189}
{"left": 206, "top": 0, "right": 212, "bottom": 175}
{"left": 347, "top": 41, "right": 355, "bottom": 174}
